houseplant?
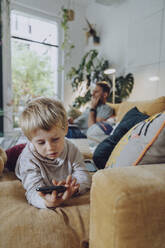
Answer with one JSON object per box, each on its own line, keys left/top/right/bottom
{"left": 61, "top": 8, "right": 75, "bottom": 64}
{"left": 114, "top": 73, "right": 134, "bottom": 103}
{"left": 67, "top": 49, "right": 134, "bottom": 108}
{"left": 67, "top": 49, "right": 111, "bottom": 108}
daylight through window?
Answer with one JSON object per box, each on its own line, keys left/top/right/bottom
{"left": 11, "top": 11, "right": 59, "bottom": 128}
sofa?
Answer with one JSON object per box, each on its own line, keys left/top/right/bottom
{"left": 0, "top": 96, "right": 165, "bottom": 248}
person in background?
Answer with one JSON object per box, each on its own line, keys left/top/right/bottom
{"left": 15, "top": 97, "right": 91, "bottom": 209}
{"left": 68, "top": 81, "right": 113, "bottom": 136}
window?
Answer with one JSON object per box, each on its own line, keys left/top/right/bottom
{"left": 11, "top": 10, "right": 59, "bottom": 127}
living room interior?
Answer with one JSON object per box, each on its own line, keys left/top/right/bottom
{"left": 1, "top": 0, "right": 165, "bottom": 248}
{"left": 1, "top": 0, "right": 165, "bottom": 135}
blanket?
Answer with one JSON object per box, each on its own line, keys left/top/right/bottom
{"left": 0, "top": 171, "right": 90, "bottom": 248}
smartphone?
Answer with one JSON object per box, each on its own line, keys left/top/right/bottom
{"left": 36, "top": 185, "right": 66, "bottom": 194}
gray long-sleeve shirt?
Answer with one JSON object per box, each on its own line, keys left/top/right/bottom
{"left": 74, "top": 103, "right": 113, "bottom": 134}
{"left": 15, "top": 138, "right": 91, "bottom": 209}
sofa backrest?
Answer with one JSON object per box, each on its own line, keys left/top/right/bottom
{"left": 108, "top": 96, "right": 165, "bottom": 122}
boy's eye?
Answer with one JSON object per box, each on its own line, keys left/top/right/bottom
{"left": 37, "top": 141, "right": 45, "bottom": 145}
{"left": 52, "top": 137, "right": 60, "bottom": 142}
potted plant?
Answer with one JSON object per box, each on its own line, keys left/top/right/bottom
{"left": 67, "top": 49, "right": 111, "bottom": 108}
{"left": 114, "top": 73, "right": 134, "bottom": 103}
{"left": 61, "top": 8, "right": 75, "bottom": 62}
{"left": 67, "top": 49, "right": 134, "bottom": 108}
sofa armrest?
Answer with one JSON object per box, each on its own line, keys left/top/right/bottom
{"left": 90, "top": 164, "right": 165, "bottom": 248}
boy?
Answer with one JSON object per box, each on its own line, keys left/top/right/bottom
{"left": 15, "top": 97, "right": 91, "bottom": 209}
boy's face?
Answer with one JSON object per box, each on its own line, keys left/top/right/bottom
{"left": 31, "top": 126, "right": 67, "bottom": 160}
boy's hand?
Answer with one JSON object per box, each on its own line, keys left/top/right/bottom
{"left": 64, "top": 175, "right": 80, "bottom": 197}
{"left": 38, "top": 175, "right": 80, "bottom": 208}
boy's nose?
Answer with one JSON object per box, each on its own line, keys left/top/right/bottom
{"left": 47, "top": 142, "right": 55, "bottom": 151}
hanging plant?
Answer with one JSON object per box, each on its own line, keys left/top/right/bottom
{"left": 61, "top": 8, "right": 75, "bottom": 64}
{"left": 65, "top": 9, "right": 75, "bottom": 21}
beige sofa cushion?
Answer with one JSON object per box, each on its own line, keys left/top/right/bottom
{"left": 90, "top": 164, "right": 165, "bottom": 248}
{"left": 108, "top": 103, "right": 120, "bottom": 116}
{"left": 114, "top": 96, "right": 165, "bottom": 122}
{"left": 0, "top": 171, "right": 90, "bottom": 248}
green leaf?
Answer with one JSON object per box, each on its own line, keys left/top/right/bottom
{"left": 67, "top": 49, "right": 134, "bottom": 108}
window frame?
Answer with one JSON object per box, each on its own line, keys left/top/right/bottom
{"left": 2, "top": 1, "right": 64, "bottom": 135}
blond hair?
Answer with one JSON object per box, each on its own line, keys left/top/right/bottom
{"left": 19, "top": 97, "right": 68, "bottom": 140}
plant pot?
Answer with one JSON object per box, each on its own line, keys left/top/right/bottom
{"left": 93, "top": 35, "right": 100, "bottom": 44}
{"left": 66, "top": 9, "right": 75, "bottom": 21}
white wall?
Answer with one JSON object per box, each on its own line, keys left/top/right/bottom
{"left": 85, "top": 0, "right": 165, "bottom": 101}
{"left": 62, "top": 2, "right": 88, "bottom": 109}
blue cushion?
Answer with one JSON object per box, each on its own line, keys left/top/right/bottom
{"left": 93, "top": 107, "right": 149, "bottom": 169}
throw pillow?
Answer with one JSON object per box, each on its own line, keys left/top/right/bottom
{"left": 116, "top": 96, "right": 165, "bottom": 122}
{"left": 106, "top": 112, "right": 165, "bottom": 168}
{"left": 93, "top": 107, "right": 149, "bottom": 169}
{"left": 5, "top": 143, "right": 26, "bottom": 171}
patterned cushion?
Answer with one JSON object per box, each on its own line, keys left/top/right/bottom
{"left": 93, "top": 107, "right": 149, "bottom": 169}
{"left": 106, "top": 112, "right": 165, "bottom": 168}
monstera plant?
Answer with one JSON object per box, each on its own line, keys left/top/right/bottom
{"left": 111, "top": 73, "right": 134, "bottom": 103}
{"left": 67, "top": 49, "right": 134, "bottom": 108}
